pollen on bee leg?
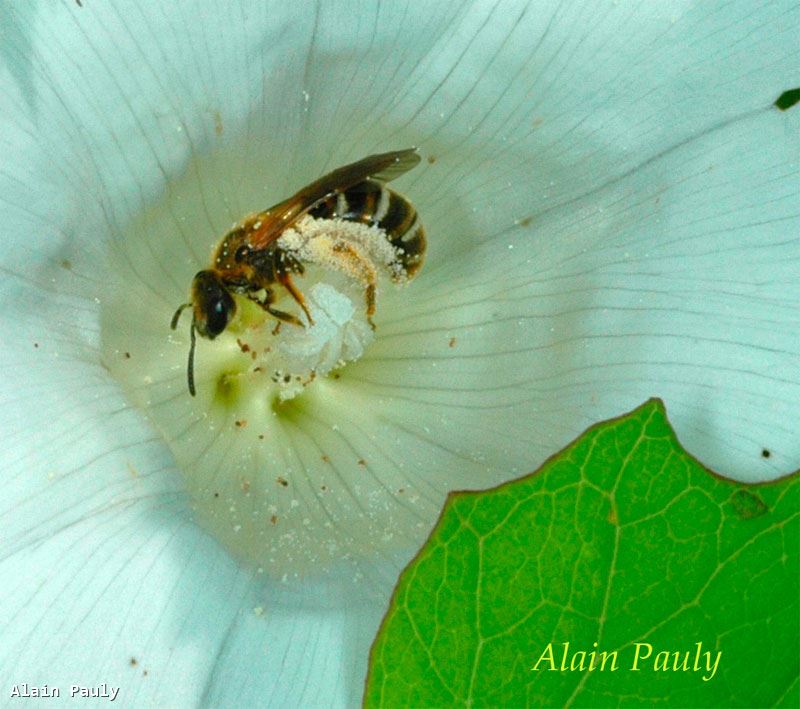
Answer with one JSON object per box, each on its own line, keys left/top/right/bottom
{"left": 277, "top": 215, "right": 408, "bottom": 283}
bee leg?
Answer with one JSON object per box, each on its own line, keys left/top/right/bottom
{"left": 264, "top": 303, "right": 305, "bottom": 328}
{"left": 365, "top": 284, "right": 376, "bottom": 331}
{"left": 250, "top": 289, "right": 305, "bottom": 328}
{"left": 329, "top": 240, "right": 378, "bottom": 330}
{"left": 277, "top": 272, "right": 314, "bottom": 326}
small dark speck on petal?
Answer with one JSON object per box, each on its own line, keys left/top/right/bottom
{"left": 761, "top": 448, "right": 771, "bottom": 458}
{"left": 75, "top": 0, "right": 83, "bottom": 6}
{"left": 129, "top": 658, "right": 137, "bottom": 667}
{"left": 774, "top": 88, "right": 800, "bottom": 111}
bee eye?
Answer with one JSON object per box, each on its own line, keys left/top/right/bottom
{"left": 235, "top": 245, "right": 250, "bottom": 262}
{"left": 203, "top": 291, "right": 236, "bottom": 338}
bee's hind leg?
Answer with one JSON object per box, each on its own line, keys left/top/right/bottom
{"left": 277, "top": 272, "right": 314, "bottom": 326}
{"left": 271, "top": 240, "right": 379, "bottom": 331}
{"left": 364, "top": 283, "right": 376, "bottom": 331}
{"left": 327, "top": 240, "right": 378, "bottom": 330}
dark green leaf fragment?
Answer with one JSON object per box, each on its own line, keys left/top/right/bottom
{"left": 774, "top": 88, "right": 800, "bottom": 111}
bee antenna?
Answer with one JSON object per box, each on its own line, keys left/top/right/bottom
{"left": 171, "top": 303, "right": 191, "bottom": 330}
{"left": 187, "top": 319, "right": 197, "bottom": 397}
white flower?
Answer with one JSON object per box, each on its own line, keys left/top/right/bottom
{"left": 1, "top": 1, "right": 796, "bottom": 705}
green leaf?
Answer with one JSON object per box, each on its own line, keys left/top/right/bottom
{"left": 364, "top": 399, "right": 799, "bottom": 707}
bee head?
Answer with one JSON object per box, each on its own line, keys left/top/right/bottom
{"left": 190, "top": 270, "right": 237, "bottom": 339}
{"left": 170, "top": 270, "right": 236, "bottom": 396}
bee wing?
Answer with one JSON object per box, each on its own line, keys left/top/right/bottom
{"left": 245, "top": 148, "right": 421, "bottom": 250}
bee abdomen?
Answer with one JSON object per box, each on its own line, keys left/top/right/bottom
{"left": 309, "top": 179, "right": 426, "bottom": 279}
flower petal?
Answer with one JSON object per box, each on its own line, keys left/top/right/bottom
{"left": 202, "top": 572, "right": 391, "bottom": 707}
{"left": 359, "top": 1, "right": 800, "bottom": 482}
{"left": 370, "top": 100, "right": 799, "bottom": 483}
{"left": 0, "top": 338, "right": 240, "bottom": 702}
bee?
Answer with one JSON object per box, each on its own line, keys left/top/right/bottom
{"left": 171, "top": 148, "right": 426, "bottom": 396}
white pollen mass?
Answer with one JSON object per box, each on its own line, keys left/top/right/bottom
{"left": 271, "top": 282, "right": 373, "bottom": 399}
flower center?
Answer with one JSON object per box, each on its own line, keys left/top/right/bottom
{"left": 214, "top": 266, "right": 378, "bottom": 405}
{"left": 98, "top": 153, "right": 432, "bottom": 579}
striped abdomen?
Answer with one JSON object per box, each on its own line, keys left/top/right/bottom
{"left": 308, "top": 179, "right": 425, "bottom": 279}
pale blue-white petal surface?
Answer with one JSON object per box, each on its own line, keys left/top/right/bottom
{"left": 0, "top": 1, "right": 797, "bottom": 707}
